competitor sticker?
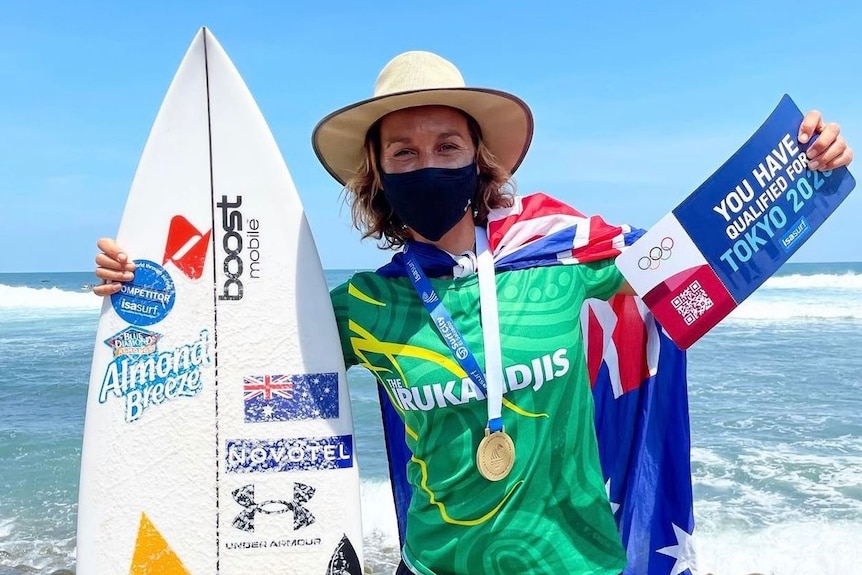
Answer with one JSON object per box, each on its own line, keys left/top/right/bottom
{"left": 225, "top": 435, "right": 354, "bottom": 473}
{"left": 110, "top": 259, "right": 176, "bottom": 326}
{"left": 243, "top": 373, "right": 339, "bottom": 423}
{"left": 99, "top": 329, "right": 212, "bottom": 423}
{"left": 104, "top": 327, "right": 161, "bottom": 358}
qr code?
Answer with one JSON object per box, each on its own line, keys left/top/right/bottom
{"left": 671, "top": 280, "right": 714, "bottom": 326}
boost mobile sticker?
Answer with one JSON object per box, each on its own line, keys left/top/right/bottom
{"left": 110, "top": 259, "right": 176, "bottom": 326}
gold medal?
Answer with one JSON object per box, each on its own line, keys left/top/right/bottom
{"left": 476, "top": 428, "right": 515, "bottom": 481}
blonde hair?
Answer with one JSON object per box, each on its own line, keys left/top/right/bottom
{"left": 343, "top": 110, "right": 516, "bottom": 249}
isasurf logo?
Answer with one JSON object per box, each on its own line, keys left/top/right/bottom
{"left": 232, "top": 483, "right": 315, "bottom": 533}
{"left": 162, "top": 215, "right": 212, "bottom": 280}
{"left": 217, "top": 196, "right": 262, "bottom": 301}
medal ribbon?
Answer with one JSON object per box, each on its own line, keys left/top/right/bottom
{"left": 474, "top": 227, "right": 504, "bottom": 430}
{"left": 402, "top": 228, "right": 504, "bottom": 433}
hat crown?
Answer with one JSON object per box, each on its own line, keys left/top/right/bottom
{"left": 373, "top": 51, "right": 466, "bottom": 97}
{"left": 312, "top": 50, "right": 533, "bottom": 186}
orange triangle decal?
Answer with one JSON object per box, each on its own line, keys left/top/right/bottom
{"left": 129, "top": 512, "right": 191, "bottom": 575}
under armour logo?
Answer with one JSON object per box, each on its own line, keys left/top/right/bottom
{"left": 232, "top": 483, "right": 316, "bottom": 532}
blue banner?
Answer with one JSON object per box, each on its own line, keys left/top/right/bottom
{"left": 673, "top": 94, "right": 856, "bottom": 301}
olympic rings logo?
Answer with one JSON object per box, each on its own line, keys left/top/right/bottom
{"left": 637, "top": 237, "right": 674, "bottom": 270}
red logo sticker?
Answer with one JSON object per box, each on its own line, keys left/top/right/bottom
{"left": 163, "top": 216, "right": 212, "bottom": 280}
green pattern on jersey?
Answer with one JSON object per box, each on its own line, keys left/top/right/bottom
{"left": 331, "top": 262, "right": 627, "bottom": 575}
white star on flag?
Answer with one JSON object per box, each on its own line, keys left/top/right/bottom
{"left": 605, "top": 479, "right": 620, "bottom": 515}
{"left": 656, "top": 523, "right": 697, "bottom": 575}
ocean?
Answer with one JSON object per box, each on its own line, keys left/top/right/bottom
{"left": 1, "top": 263, "right": 860, "bottom": 575}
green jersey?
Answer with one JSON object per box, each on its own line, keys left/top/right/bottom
{"left": 331, "top": 262, "right": 627, "bottom": 575}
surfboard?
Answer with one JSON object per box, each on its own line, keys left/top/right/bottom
{"left": 76, "top": 28, "right": 364, "bottom": 575}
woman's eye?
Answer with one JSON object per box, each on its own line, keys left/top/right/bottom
{"left": 393, "top": 149, "right": 413, "bottom": 157}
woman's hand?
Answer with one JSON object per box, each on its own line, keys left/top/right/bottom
{"left": 93, "top": 238, "right": 135, "bottom": 297}
{"left": 799, "top": 110, "right": 853, "bottom": 171}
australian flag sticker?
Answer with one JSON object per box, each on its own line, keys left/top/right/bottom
{"left": 244, "top": 373, "right": 339, "bottom": 423}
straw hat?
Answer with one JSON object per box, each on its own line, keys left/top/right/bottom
{"left": 312, "top": 51, "right": 534, "bottom": 185}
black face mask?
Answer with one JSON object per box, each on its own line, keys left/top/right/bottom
{"left": 380, "top": 163, "right": 478, "bottom": 242}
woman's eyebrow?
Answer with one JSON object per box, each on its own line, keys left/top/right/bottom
{"left": 436, "top": 130, "right": 466, "bottom": 140}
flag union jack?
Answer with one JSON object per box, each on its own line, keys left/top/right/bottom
{"left": 491, "top": 195, "right": 695, "bottom": 575}
{"left": 243, "top": 375, "right": 294, "bottom": 401}
{"left": 243, "top": 372, "right": 339, "bottom": 423}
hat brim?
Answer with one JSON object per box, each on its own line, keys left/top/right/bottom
{"left": 312, "top": 87, "right": 534, "bottom": 185}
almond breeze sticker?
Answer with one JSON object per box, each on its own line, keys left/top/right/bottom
{"left": 110, "top": 259, "right": 176, "bottom": 326}
{"left": 100, "top": 329, "right": 212, "bottom": 422}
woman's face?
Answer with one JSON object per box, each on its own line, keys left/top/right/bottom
{"left": 378, "top": 105, "right": 476, "bottom": 174}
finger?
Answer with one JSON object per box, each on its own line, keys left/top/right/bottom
{"left": 798, "top": 110, "right": 824, "bottom": 144}
{"left": 95, "top": 252, "right": 130, "bottom": 272}
{"left": 95, "top": 264, "right": 134, "bottom": 283}
{"left": 806, "top": 122, "right": 840, "bottom": 161}
{"left": 96, "top": 238, "right": 135, "bottom": 270}
{"left": 93, "top": 281, "right": 123, "bottom": 297}
{"left": 818, "top": 146, "right": 854, "bottom": 171}
{"left": 808, "top": 135, "right": 846, "bottom": 170}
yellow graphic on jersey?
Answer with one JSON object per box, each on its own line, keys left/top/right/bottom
{"left": 412, "top": 456, "right": 525, "bottom": 526}
{"left": 348, "top": 283, "right": 387, "bottom": 306}
{"left": 348, "top": 320, "right": 547, "bottom": 420}
{"left": 347, "top": 316, "right": 546, "bottom": 526}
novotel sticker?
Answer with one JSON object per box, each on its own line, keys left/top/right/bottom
{"left": 110, "top": 259, "right": 176, "bottom": 326}
{"left": 226, "top": 435, "right": 354, "bottom": 473}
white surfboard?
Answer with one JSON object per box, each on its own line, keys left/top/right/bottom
{"left": 76, "top": 28, "right": 363, "bottom": 575}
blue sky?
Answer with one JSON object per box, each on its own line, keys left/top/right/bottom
{"left": 1, "top": 0, "right": 860, "bottom": 272}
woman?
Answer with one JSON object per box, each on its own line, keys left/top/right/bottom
{"left": 94, "top": 51, "right": 853, "bottom": 575}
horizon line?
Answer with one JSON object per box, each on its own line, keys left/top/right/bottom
{"left": 2, "top": 261, "right": 862, "bottom": 276}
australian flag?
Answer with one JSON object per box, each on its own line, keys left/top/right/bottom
{"left": 377, "top": 192, "right": 697, "bottom": 575}
{"left": 243, "top": 372, "right": 340, "bottom": 423}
